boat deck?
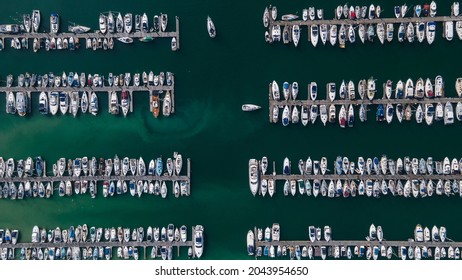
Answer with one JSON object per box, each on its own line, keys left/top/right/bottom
{"left": 0, "top": 17, "right": 180, "bottom": 51}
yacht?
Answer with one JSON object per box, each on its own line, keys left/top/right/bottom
{"left": 320, "top": 24, "right": 327, "bottom": 45}
{"left": 377, "top": 23, "right": 385, "bottom": 44}
{"left": 207, "top": 16, "right": 216, "bottom": 38}
{"left": 435, "top": 75, "right": 444, "bottom": 97}
{"left": 247, "top": 230, "right": 254, "bottom": 255}
{"left": 193, "top": 225, "right": 204, "bottom": 258}
{"left": 50, "top": 13, "right": 59, "bottom": 33}
{"left": 310, "top": 25, "right": 318, "bottom": 47}
{"left": 444, "top": 102, "right": 454, "bottom": 125}
{"left": 160, "top": 13, "right": 168, "bottom": 32}
{"left": 329, "top": 25, "right": 337, "bottom": 46}
{"left": 38, "top": 92, "right": 48, "bottom": 114}
{"left": 426, "top": 22, "right": 436, "bottom": 44}
{"left": 6, "top": 92, "right": 15, "bottom": 114}
{"left": 16, "top": 92, "right": 27, "bottom": 117}
{"left": 358, "top": 24, "right": 366, "bottom": 43}
{"left": 110, "top": 91, "right": 119, "bottom": 115}
{"left": 249, "top": 159, "right": 259, "bottom": 196}
{"left": 124, "top": 13, "right": 133, "bottom": 33}
{"left": 367, "top": 77, "right": 376, "bottom": 100}
{"left": 386, "top": 23, "right": 394, "bottom": 42}
{"left": 292, "top": 25, "right": 300, "bottom": 47}
{"left": 430, "top": 1, "right": 437, "bottom": 17}
{"left": 32, "top": 10, "right": 40, "bottom": 32}
{"left": 445, "top": 21, "right": 454, "bottom": 41}
{"left": 99, "top": 14, "right": 107, "bottom": 34}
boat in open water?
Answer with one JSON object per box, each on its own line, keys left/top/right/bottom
{"left": 207, "top": 16, "right": 216, "bottom": 38}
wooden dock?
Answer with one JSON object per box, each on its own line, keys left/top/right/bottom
{"left": 0, "top": 16, "right": 180, "bottom": 51}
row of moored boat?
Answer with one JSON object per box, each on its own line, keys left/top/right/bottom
{"left": 0, "top": 225, "right": 204, "bottom": 260}
{"left": 247, "top": 223, "right": 456, "bottom": 260}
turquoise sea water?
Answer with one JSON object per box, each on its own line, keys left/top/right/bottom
{"left": 0, "top": 0, "right": 461, "bottom": 259}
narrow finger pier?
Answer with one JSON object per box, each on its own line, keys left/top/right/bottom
{"left": 247, "top": 223, "right": 461, "bottom": 260}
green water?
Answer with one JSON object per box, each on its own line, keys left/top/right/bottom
{"left": 0, "top": 0, "right": 462, "bottom": 259}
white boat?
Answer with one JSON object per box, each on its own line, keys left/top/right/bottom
{"left": 308, "top": 7, "right": 315, "bottom": 20}
{"left": 193, "top": 225, "right": 204, "bottom": 258}
{"left": 369, "top": 224, "right": 377, "bottom": 240}
{"left": 292, "top": 82, "right": 298, "bottom": 100}
{"left": 455, "top": 78, "right": 462, "bottom": 97}
{"left": 271, "top": 80, "right": 280, "bottom": 101}
{"left": 249, "top": 159, "right": 258, "bottom": 196}
{"left": 416, "top": 22, "right": 425, "bottom": 43}
{"left": 377, "top": 23, "right": 385, "bottom": 44}
{"left": 453, "top": 1, "right": 460, "bottom": 16}
{"left": 425, "top": 103, "right": 435, "bottom": 125}
{"left": 367, "top": 77, "right": 376, "bottom": 100}
{"left": 309, "top": 82, "right": 317, "bottom": 100}
{"left": 430, "top": 1, "right": 437, "bottom": 17}
{"left": 282, "top": 105, "right": 290, "bottom": 126}
{"left": 320, "top": 105, "right": 328, "bottom": 126}
{"left": 444, "top": 102, "right": 454, "bottom": 125}
{"left": 338, "top": 24, "right": 346, "bottom": 48}
{"left": 310, "top": 25, "right": 319, "bottom": 47}
{"left": 415, "top": 78, "right": 424, "bottom": 99}
{"left": 339, "top": 105, "right": 346, "bottom": 128}
{"left": 99, "top": 14, "right": 107, "bottom": 34}
{"left": 329, "top": 25, "right": 337, "bottom": 46}
{"left": 348, "top": 80, "right": 355, "bottom": 100}
{"left": 320, "top": 24, "right": 327, "bottom": 45}
{"left": 161, "top": 13, "right": 168, "bottom": 32}
{"left": 263, "top": 7, "right": 269, "bottom": 27}
{"left": 207, "top": 16, "right": 216, "bottom": 38}
{"left": 386, "top": 23, "right": 394, "bottom": 42}
{"left": 426, "top": 22, "right": 436, "bottom": 45}
{"left": 406, "top": 22, "right": 415, "bottom": 43}
{"left": 327, "top": 83, "right": 336, "bottom": 101}
{"left": 405, "top": 78, "right": 414, "bottom": 98}
{"left": 456, "top": 21, "right": 462, "bottom": 40}
{"left": 348, "top": 24, "right": 355, "bottom": 43}
{"left": 81, "top": 91, "right": 88, "bottom": 114}
{"left": 456, "top": 102, "right": 462, "bottom": 121}
{"left": 163, "top": 91, "right": 171, "bottom": 116}
{"left": 291, "top": 106, "right": 299, "bottom": 124}
{"left": 445, "top": 21, "right": 454, "bottom": 41}
{"left": 292, "top": 25, "right": 300, "bottom": 47}
{"left": 32, "top": 10, "right": 40, "bottom": 33}
{"left": 435, "top": 75, "right": 444, "bottom": 97}
{"left": 416, "top": 104, "right": 423, "bottom": 123}
{"left": 336, "top": 5, "right": 343, "bottom": 19}
{"left": 247, "top": 230, "right": 254, "bottom": 255}
{"left": 358, "top": 24, "right": 366, "bottom": 43}
{"left": 124, "top": 13, "right": 133, "bottom": 33}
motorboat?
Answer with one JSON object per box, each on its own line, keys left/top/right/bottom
{"left": 426, "top": 22, "right": 436, "bottom": 45}
{"left": 247, "top": 230, "right": 254, "bottom": 255}
{"left": 329, "top": 25, "right": 337, "bottom": 46}
{"left": 292, "top": 25, "right": 300, "bottom": 47}
{"left": 50, "top": 13, "right": 59, "bottom": 33}
{"left": 99, "top": 14, "right": 107, "bottom": 34}
{"left": 435, "top": 75, "right": 444, "bottom": 97}
{"left": 207, "top": 16, "right": 216, "bottom": 38}
{"left": 124, "top": 13, "right": 133, "bottom": 33}
{"left": 445, "top": 21, "right": 454, "bottom": 41}
{"left": 193, "top": 225, "right": 204, "bottom": 258}
{"left": 430, "top": 1, "right": 437, "bottom": 17}
{"left": 367, "top": 77, "right": 376, "bottom": 100}
{"left": 444, "top": 102, "right": 454, "bottom": 125}
{"left": 310, "top": 24, "right": 318, "bottom": 47}
{"left": 249, "top": 159, "right": 259, "bottom": 196}
{"left": 32, "top": 10, "right": 40, "bottom": 32}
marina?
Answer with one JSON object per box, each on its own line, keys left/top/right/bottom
{"left": 268, "top": 77, "right": 462, "bottom": 126}
{"left": 248, "top": 224, "right": 461, "bottom": 260}
{"left": 0, "top": 224, "right": 204, "bottom": 260}
{"left": 249, "top": 156, "right": 462, "bottom": 198}
{"left": 2, "top": 70, "right": 175, "bottom": 117}
{"left": 0, "top": 154, "right": 190, "bottom": 199}
{"left": 0, "top": 11, "right": 180, "bottom": 51}
{"left": 264, "top": 2, "right": 462, "bottom": 47}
